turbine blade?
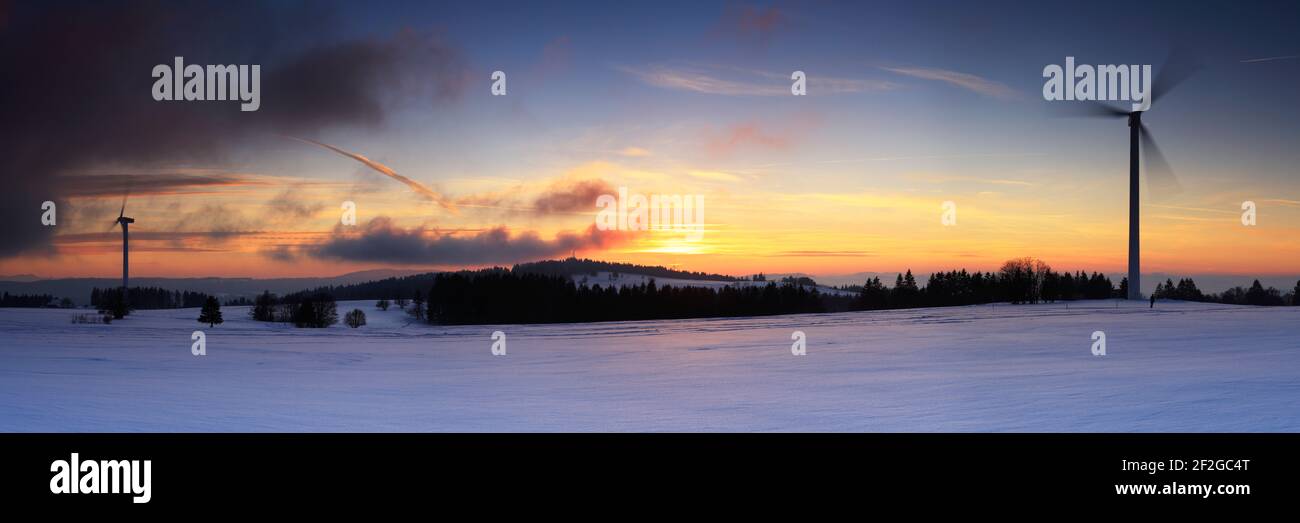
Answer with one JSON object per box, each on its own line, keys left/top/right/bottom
{"left": 1049, "top": 99, "right": 1128, "bottom": 119}
{"left": 1150, "top": 46, "right": 1203, "bottom": 105}
{"left": 1138, "top": 122, "right": 1182, "bottom": 198}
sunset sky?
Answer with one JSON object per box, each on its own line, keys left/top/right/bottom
{"left": 3, "top": 0, "right": 1298, "bottom": 286}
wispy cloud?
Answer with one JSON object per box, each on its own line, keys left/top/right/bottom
{"left": 771, "top": 250, "right": 876, "bottom": 257}
{"left": 289, "top": 136, "right": 458, "bottom": 212}
{"left": 1240, "top": 55, "right": 1299, "bottom": 63}
{"left": 619, "top": 146, "right": 652, "bottom": 157}
{"left": 743, "top": 152, "right": 1044, "bottom": 170}
{"left": 713, "top": 4, "right": 788, "bottom": 47}
{"left": 904, "top": 173, "right": 1038, "bottom": 187}
{"left": 704, "top": 121, "right": 794, "bottom": 156}
{"left": 617, "top": 63, "right": 896, "bottom": 96}
{"left": 61, "top": 171, "right": 274, "bottom": 197}
{"left": 881, "top": 66, "right": 1019, "bottom": 99}
{"left": 1261, "top": 198, "right": 1300, "bottom": 207}
{"left": 1150, "top": 204, "right": 1237, "bottom": 215}
{"left": 687, "top": 170, "right": 743, "bottom": 183}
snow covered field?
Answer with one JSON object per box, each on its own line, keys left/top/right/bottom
{"left": 0, "top": 300, "right": 1296, "bottom": 432}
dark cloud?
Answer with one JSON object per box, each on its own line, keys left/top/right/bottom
{"left": 260, "top": 244, "right": 300, "bottom": 262}
{"left": 0, "top": 1, "right": 467, "bottom": 258}
{"left": 450, "top": 178, "right": 615, "bottom": 216}
{"left": 530, "top": 178, "right": 616, "bottom": 215}
{"left": 165, "top": 204, "right": 257, "bottom": 242}
{"left": 265, "top": 188, "right": 326, "bottom": 221}
{"left": 306, "top": 216, "right": 634, "bottom": 266}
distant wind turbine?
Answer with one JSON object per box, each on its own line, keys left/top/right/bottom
{"left": 109, "top": 192, "right": 135, "bottom": 304}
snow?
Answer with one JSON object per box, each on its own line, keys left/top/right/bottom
{"left": 0, "top": 300, "right": 1297, "bottom": 432}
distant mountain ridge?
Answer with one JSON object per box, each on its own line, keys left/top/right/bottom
{"left": 0, "top": 274, "right": 40, "bottom": 282}
{"left": 513, "top": 258, "right": 738, "bottom": 282}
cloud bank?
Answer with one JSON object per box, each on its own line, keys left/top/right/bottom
{"left": 305, "top": 217, "right": 634, "bottom": 266}
{"left": 0, "top": 1, "right": 468, "bottom": 258}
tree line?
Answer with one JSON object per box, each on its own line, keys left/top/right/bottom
{"left": 91, "top": 286, "right": 210, "bottom": 310}
{"left": 241, "top": 258, "right": 1299, "bottom": 327}
{"left": 852, "top": 258, "right": 1121, "bottom": 310}
{"left": 1155, "top": 277, "right": 1297, "bottom": 306}
{"left": 513, "top": 257, "right": 738, "bottom": 282}
{"left": 249, "top": 290, "right": 340, "bottom": 328}
{"left": 0, "top": 292, "right": 71, "bottom": 308}
{"left": 423, "top": 269, "right": 824, "bottom": 324}
{"left": 854, "top": 259, "right": 1298, "bottom": 310}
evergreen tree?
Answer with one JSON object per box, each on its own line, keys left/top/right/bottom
{"left": 889, "top": 270, "right": 921, "bottom": 308}
{"left": 857, "top": 275, "right": 889, "bottom": 308}
{"left": 197, "top": 296, "right": 223, "bottom": 327}
{"left": 1244, "top": 280, "right": 1284, "bottom": 306}
{"left": 1174, "top": 278, "right": 1203, "bottom": 301}
{"left": 97, "top": 289, "right": 131, "bottom": 319}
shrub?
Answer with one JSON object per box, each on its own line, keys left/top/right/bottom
{"left": 345, "top": 309, "right": 367, "bottom": 328}
{"left": 292, "top": 293, "right": 338, "bottom": 328}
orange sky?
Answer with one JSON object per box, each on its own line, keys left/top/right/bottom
{"left": 6, "top": 157, "right": 1297, "bottom": 281}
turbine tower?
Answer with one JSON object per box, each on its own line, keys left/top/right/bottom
{"left": 1128, "top": 111, "right": 1141, "bottom": 300}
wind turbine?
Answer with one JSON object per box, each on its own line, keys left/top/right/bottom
{"left": 109, "top": 194, "right": 135, "bottom": 304}
{"left": 1064, "top": 50, "right": 1200, "bottom": 300}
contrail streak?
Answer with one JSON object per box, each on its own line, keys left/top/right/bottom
{"left": 1240, "top": 55, "right": 1298, "bottom": 63}
{"left": 288, "top": 136, "right": 457, "bottom": 212}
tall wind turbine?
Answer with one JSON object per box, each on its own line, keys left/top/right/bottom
{"left": 1065, "top": 50, "right": 1199, "bottom": 299}
{"left": 110, "top": 195, "right": 135, "bottom": 303}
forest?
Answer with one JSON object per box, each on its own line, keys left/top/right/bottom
{"left": 242, "top": 257, "right": 1299, "bottom": 326}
